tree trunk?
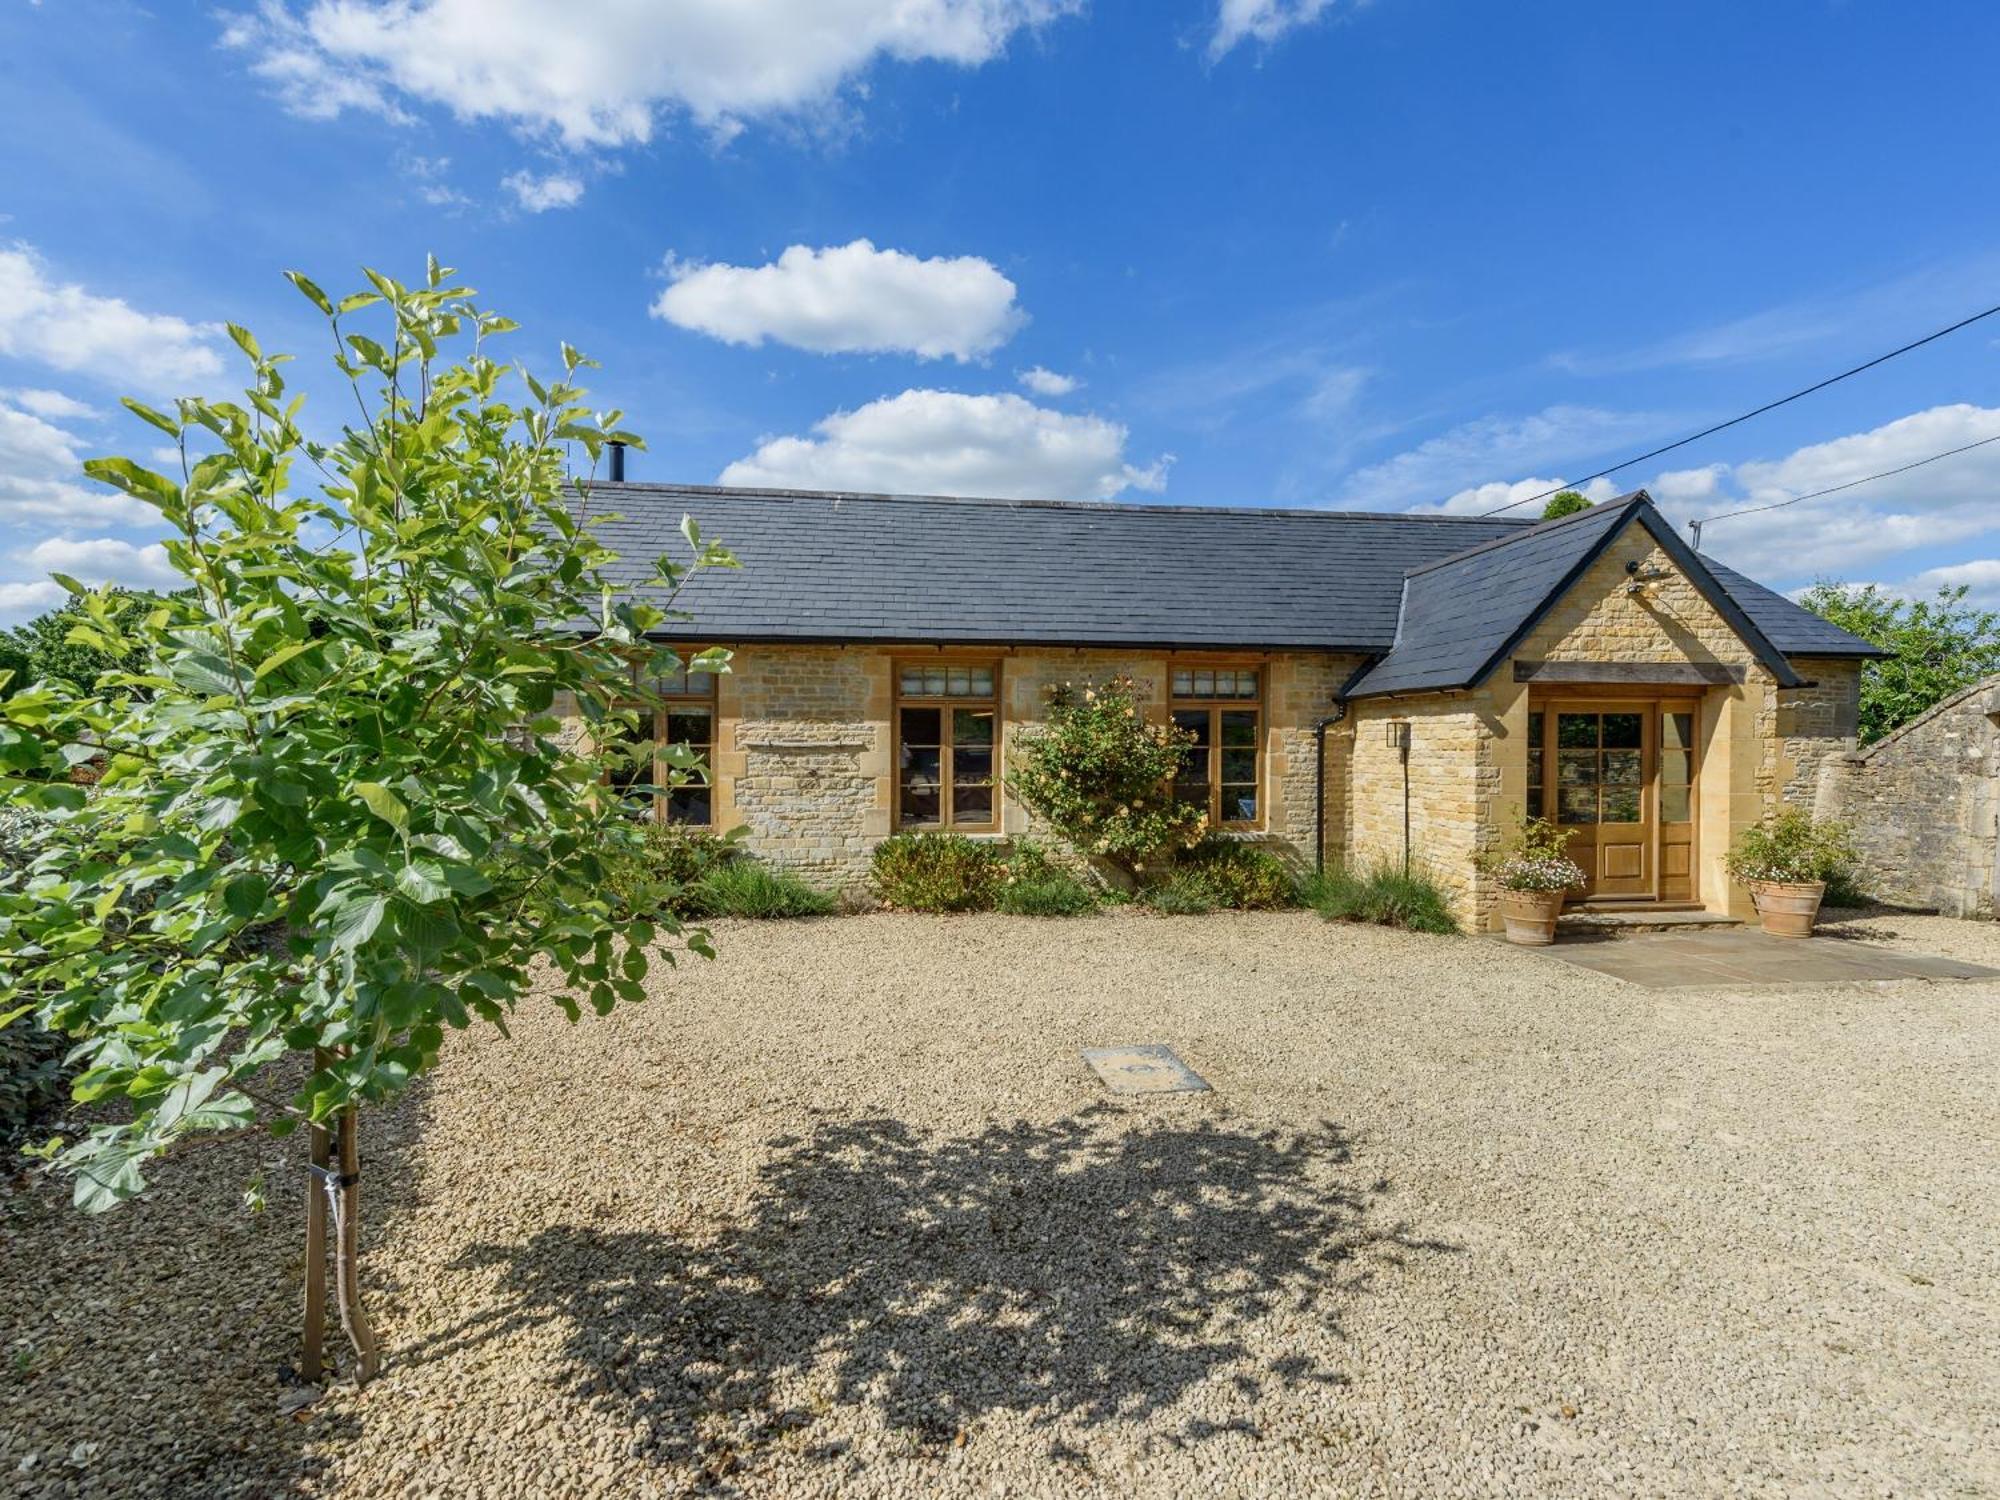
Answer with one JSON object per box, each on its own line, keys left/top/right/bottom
{"left": 331, "top": 1104, "right": 381, "bottom": 1384}
{"left": 301, "top": 1115, "right": 330, "bottom": 1383}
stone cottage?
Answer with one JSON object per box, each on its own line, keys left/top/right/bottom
{"left": 572, "top": 482, "right": 1885, "bottom": 930}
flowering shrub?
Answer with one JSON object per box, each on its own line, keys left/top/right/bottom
{"left": 1006, "top": 676, "right": 1202, "bottom": 877}
{"left": 871, "top": 831, "right": 999, "bottom": 911}
{"left": 1725, "top": 808, "right": 1857, "bottom": 886}
{"left": 1478, "top": 815, "right": 1587, "bottom": 894}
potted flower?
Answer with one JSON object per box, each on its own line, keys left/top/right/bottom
{"left": 1479, "top": 816, "right": 1587, "bottom": 945}
{"left": 1724, "top": 809, "right": 1857, "bottom": 938}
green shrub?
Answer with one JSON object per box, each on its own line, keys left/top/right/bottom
{"left": 1724, "top": 808, "right": 1858, "bottom": 886}
{"left": 1821, "top": 867, "right": 1873, "bottom": 908}
{"left": 1179, "top": 837, "right": 1300, "bottom": 909}
{"left": 0, "top": 809, "right": 70, "bottom": 1139}
{"left": 994, "top": 840, "right": 1099, "bottom": 917}
{"left": 1301, "top": 859, "right": 1459, "bottom": 935}
{"left": 605, "top": 824, "right": 745, "bottom": 917}
{"left": 1006, "top": 675, "right": 1202, "bottom": 877}
{"left": 871, "top": 831, "right": 999, "bottom": 912}
{"left": 686, "top": 860, "right": 835, "bottom": 919}
{"left": 1140, "top": 870, "right": 1222, "bottom": 914}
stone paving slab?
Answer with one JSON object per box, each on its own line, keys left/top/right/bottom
{"left": 1081, "top": 1044, "right": 1212, "bottom": 1094}
{"left": 1527, "top": 927, "right": 2000, "bottom": 988}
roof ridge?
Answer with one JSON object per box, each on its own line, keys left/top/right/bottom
{"left": 1400, "top": 489, "right": 1649, "bottom": 577}
{"left": 590, "top": 480, "right": 1543, "bottom": 527}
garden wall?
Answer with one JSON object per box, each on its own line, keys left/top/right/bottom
{"left": 1816, "top": 675, "right": 2000, "bottom": 918}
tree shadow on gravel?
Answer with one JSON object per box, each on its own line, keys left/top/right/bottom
{"left": 423, "top": 1107, "right": 1454, "bottom": 1484}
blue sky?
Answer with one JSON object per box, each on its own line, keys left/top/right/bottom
{"left": 3, "top": 0, "right": 1998, "bottom": 623}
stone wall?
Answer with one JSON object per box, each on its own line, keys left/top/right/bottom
{"left": 569, "top": 644, "right": 1354, "bottom": 892}
{"left": 1817, "top": 676, "right": 2000, "bottom": 918}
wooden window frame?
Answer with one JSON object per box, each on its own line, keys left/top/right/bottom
{"left": 1169, "top": 665, "right": 1264, "bottom": 831}
{"left": 606, "top": 653, "right": 720, "bottom": 828}
{"left": 893, "top": 658, "right": 1001, "bottom": 833}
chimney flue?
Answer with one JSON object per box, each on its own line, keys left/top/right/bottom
{"left": 607, "top": 440, "right": 627, "bottom": 483}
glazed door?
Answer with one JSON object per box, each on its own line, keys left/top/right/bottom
{"left": 1527, "top": 699, "right": 1701, "bottom": 904}
{"left": 1551, "top": 706, "right": 1653, "bottom": 900}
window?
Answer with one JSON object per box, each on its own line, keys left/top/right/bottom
{"left": 1553, "top": 710, "right": 1643, "bottom": 826}
{"left": 1170, "top": 666, "right": 1262, "bottom": 827}
{"left": 606, "top": 659, "right": 718, "bottom": 826}
{"left": 1660, "top": 711, "right": 1694, "bottom": 824}
{"left": 896, "top": 662, "right": 998, "bottom": 830}
{"left": 1527, "top": 710, "right": 1545, "bottom": 818}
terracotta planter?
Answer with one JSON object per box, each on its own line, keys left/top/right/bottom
{"left": 1498, "top": 888, "right": 1566, "bottom": 946}
{"left": 1748, "top": 879, "right": 1825, "bottom": 938}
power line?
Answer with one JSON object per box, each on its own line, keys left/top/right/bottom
{"left": 1688, "top": 428, "right": 2000, "bottom": 550}
{"left": 1479, "top": 299, "right": 2000, "bottom": 517}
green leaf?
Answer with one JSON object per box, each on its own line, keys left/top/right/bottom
{"left": 326, "top": 891, "right": 388, "bottom": 953}
{"left": 284, "top": 270, "right": 335, "bottom": 314}
{"left": 227, "top": 323, "right": 263, "bottom": 361}
{"left": 252, "top": 639, "right": 320, "bottom": 680}
{"left": 121, "top": 398, "right": 182, "bottom": 438}
{"left": 395, "top": 858, "right": 449, "bottom": 904}
{"left": 353, "top": 781, "right": 409, "bottom": 834}
{"left": 223, "top": 874, "right": 270, "bottom": 920}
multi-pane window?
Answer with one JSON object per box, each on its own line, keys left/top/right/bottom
{"left": 1170, "top": 667, "right": 1261, "bottom": 827}
{"left": 657, "top": 666, "right": 718, "bottom": 826}
{"left": 1660, "top": 711, "right": 1694, "bottom": 824}
{"left": 1527, "top": 711, "right": 1545, "bottom": 818}
{"left": 1554, "top": 711, "right": 1643, "bottom": 826}
{"left": 896, "top": 662, "right": 998, "bottom": 830}
{"left": 606, "top": 660, "right": 718, "bottom": 827}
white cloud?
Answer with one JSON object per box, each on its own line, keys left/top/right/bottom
{"left": 1017, "top": 365, "right": 1079, "bottom": 397}
{"left": 0, "top": 398, "right": 153, "bottom": 529}
{"left": 0, "top": 246, "right": 223, "bottom": 391}
{"left": 1664, "top": 404, "right": 2000, "bottom": 582}
{"left": 503, "top": 168, "right": 585, "bottom": 212}
{"left": 1905, "top": 558, "right": 2000, "bottom": 609}
{"left": 652, "top": 240, "right": 1024, "bottom": 361}
{"left": 224, "top": 0, "right": 1080, "bottom": 147}
{"left": 5, "top": 388, "right": 98, "bottom": 420}
{"left": 1400, "top": 402, "right": 2000, "bottom": 589}
{"left": 1341, "top": 405, "right": 1669, "bottom": 511}
{"left": 717, "top": 388, "right": 1169, "bottom": 500}
{"left": 1423, "top": 475, "right": 1621, "bottom": 518}
{"left": 400, "top": 153, "right": 470, "bottom": 208}
{"left": 21, "top": 536, "right": 179, "bottom": 589}
{"left": 1210, "top": 0, "right": 1349, "bottom": 59}
{"left": 0, "top": 580, "right": 67, "bottom": 622}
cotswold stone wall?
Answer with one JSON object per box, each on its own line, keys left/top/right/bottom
{"left": 1776, "top": 658, "right": 1862, "bottom": 805}
{"left": 1339, "top": 696, "right": 1491, "bottom": 912}
{"left": 714, "top": 647, "right": 891, "bottom": 893}
{"left": 1817, "top": 676, "right": 1999, "bottom": 918}
{"left": 569, "top": 644, "right": 1352, "bottom": 891}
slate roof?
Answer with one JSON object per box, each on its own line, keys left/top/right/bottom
{"left": 580, "top": 481, "right": 1886, "bottom": 673}
{"left": 584, "top": 483, "right": 1529, "bottom": 649}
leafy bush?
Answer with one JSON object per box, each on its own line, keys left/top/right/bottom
{"left": 1724, "top": 808, "right": 1858, "bottom": 886}
{"left": 993, "top": 840, "right": 1099, "bottom": 917}
{"left": 1799, "top": 581, "right": 2000, "bottom": 742}
{"left": 606, "top": 824, "right": 743, "bottom": 916}
{"left": 686, "top": 859, "right": 835, "bottom": 919}
{"left": 872, "top": 832, "right": 999, "bottom": 912}
{"left": 1477, "top": 815, "right": 1587, "bottom": 893}
{"left": 1180, "top": 837, "right": 1300, "bottom": 909}
{"left": 1821, "top": 867, "right": 1873, "bottom": 908}
{"left": 1301, "top": 859, "right": 1459, "bottom": 935}
{"left": 1006, "top": 676, "right": 1202, "bottom": 877}
{"left": 1138, "top": 871, "right": 1223, "bottom": 914}
{"left": 0, "top": 809, "right": 71, "bottom": 1139}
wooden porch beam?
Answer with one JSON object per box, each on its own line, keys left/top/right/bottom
{"left": 1513, "top": 660, "right": 1747, "bottom": 685}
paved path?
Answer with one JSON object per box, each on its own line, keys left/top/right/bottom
{"left": 1532, "top": 926, "right": 2000, "bottom": 987}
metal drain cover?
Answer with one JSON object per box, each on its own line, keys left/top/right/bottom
{"left": 1082, "top": 1044, "right": 1211, "bottom": 1095}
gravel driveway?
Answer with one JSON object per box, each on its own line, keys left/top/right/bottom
{"left": 4, "top": 909, "right": 1997, "bottom": 1498}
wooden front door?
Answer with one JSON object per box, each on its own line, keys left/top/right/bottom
{"left": 1527, "top": 698, "right": 1700, "bottom": 904}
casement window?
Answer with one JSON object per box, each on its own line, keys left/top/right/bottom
{"left": 605, "top": 659, "right": 719, "bottom": 827}
{"left": 1170, "top": 666, "right": 1262, "bottom": 828}
{"left": 895, "top": 661, "right": 999, "bottom": 830}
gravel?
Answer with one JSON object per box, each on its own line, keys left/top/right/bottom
{"left": 3, "top": 909, "right": 1997, "bottom": 1498}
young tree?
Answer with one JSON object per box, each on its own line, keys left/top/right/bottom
{"left": 0, "top": 260, "right": 735, "bottom": 1384}
{"left": 1797, "top": 581, "right": 2000, "bottom": 742}
{"left": 1541, "top": 489, "right": 1593, "bottom": 520}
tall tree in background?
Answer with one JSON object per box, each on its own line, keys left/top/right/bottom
{"left": 0, "top": 591, "right": 163, "bottom": 697}
{"left": 0, "top": 260, "right": 735, "bottom": 1384}
{"left": 1798, "top": 581, "right": 2000, "bottom": 742}
{"left": 1541, "top": 490, "right": 1593, "bottom": 520}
